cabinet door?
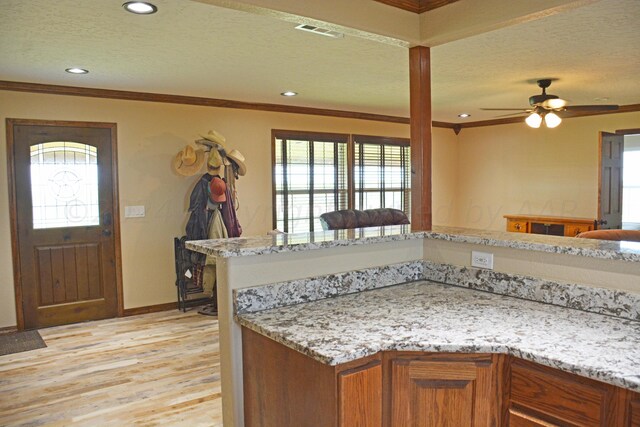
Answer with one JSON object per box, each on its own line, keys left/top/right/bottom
{"left": 391, "top": 357, "right": 498, "bottom": 427}
{"left": 338, "top": 361, "right": 382, "bottom": 427}
{"left": 628, "top": 392, "right": 640, "bottom": 426}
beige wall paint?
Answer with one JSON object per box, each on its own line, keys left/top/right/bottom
{"left": 0, "top": 90, "right": 463, "bottom": 327}
{"left": 432, "top": 126, "right": 459, "bottom": 226}
{"left": 454, "top": 112, "right": 640, "bottom": 230}
{"left": 424, "top": 239, "right": 640, "bottom": 293}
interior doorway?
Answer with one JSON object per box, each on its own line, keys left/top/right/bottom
{"left": 598, "top": 128, "right": 640, "bottom": 231}
{"left": 7, "top": 119, "right": 123, "bottom": 330}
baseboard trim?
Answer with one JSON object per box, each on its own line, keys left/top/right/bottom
{"left": 0, "top": 325, "right": 18, "bottom": 334}
{"left": 123, "top": 302, "right": 178, "bottom": 316}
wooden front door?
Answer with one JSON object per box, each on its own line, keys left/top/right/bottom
{"left": 598, "top": 132, "right": 624, "bottom": 229}
{"left": 7, "top": 119, "right": 121, "bottom": 329}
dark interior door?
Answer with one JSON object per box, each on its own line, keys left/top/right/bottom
{"left": 8, "top": 119, "right": 120, "bottom": 329}
{"left": 599, "top": 132, "right": 624, "bottom": 229}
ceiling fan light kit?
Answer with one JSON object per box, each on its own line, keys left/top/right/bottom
{"left": 525, "top": 112, "right": 542, "bottom": 128}
{"left": 525, "top": 111, "right": 562, "bottom": 129}
{"left": 544, "top": 112, "right": 562, "bottom": 128}
{"left": 483, "top": 79, "right": 619, "bottom": 129}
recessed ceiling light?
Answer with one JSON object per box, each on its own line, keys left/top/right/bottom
{"left": 458, "top": 113, "right": 471, "bottom": 118}
{"left": 123, "top": 2, "right": 157, "bottom": 14}
{"left": 281, "top": 91, "right": 298, "bottom": 97}
{"left": 65, "top": 68, "right": 89, "bottom": 74}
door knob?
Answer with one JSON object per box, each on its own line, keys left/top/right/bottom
{"left": 102, "top": 229, "right": 112, "bottom": 237}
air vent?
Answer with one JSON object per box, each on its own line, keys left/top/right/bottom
{"left": 295, "top": 24, "right": 344, "bottom": 38}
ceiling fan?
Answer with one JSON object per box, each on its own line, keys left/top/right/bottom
{"left": 482, "top": 79, "right": 619, "bottom": 128}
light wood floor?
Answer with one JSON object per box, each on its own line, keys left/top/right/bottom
{"left": 0, "top": 310, "right": 222, "bottom": 426}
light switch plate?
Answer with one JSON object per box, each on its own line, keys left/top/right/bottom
{"left": 124, "top": 205, "right": 145, "bottom": 218}
{"left": 471, "top": 251, "right": 494, "bottom": 269}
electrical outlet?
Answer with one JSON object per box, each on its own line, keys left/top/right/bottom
{"left": 471, "top": 251, "right": 494, "bottom": 269}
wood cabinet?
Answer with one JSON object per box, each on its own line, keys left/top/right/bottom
{"left": 625, "top": 392, "right": 640, "bottom": 427}
{"left": 507, "top": 358, "right": 624, "bottom": 426}
{"left": 338, "top": 361, "right": 382, "bottom": 426}
{"left": 389, "top": 353, "right": 502, "bottom": 427}
{"left": 242, "top": 327, "right": 382, "bottom": 427}
{"left": 242, "top": 327, "right": 640, "bottom": 426}
{"left": 504, "top": 215, "right": 596, "bottom": 237}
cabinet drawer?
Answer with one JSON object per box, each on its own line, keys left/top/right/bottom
{"left": 565, "top": 224, "right": 592, "bottom": 237}
{"left": 510, "top": 360, "right": 610, "bottom": 426}
{"left": 507, "top": 220, "right": 528, "bottom": 233}
{"left": 508, "top": 409, "right": 559, "bottom": 426}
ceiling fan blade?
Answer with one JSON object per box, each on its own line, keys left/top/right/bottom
{"left": 481, "top": 108, "right": 530, "bottom": 111}
{"left": 493, "top": 112, "right": 529, "bottom": 118}
{"left": 564, "top": 104, "right": 619, "bottom": 112}
{"left": 541, "top": 98, "right": 568, "bottom": 109}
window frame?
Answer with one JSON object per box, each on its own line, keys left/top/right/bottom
{"left": 352, "top": 134, "right": 411, "bottom": 215}
{"left": 272, "top": 130, "right": 351, "bottom": 232}
{"left": 272, "top": 130, "right": 411, "bottom": 232}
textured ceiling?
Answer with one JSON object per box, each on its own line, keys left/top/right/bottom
{"left": 0, "top": 0, "right": 638, "bottom": 122}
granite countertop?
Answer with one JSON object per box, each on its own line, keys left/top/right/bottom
{"left": 237, "top": 281, "right": 640, "bottom": 391}
{"left": 186, "top": 225, "right": 640, "bottom": 263}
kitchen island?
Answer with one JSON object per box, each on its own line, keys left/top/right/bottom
{"left": 187, "top": 225, "right": 640, "bottom": 427}
{"left": 238, "top": 280, "right": 640, "bottom": 425}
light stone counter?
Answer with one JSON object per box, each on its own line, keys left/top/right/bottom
{"left": 237, "top": 281, "right": 640, "bottom": 392}
{"left": 186, "top": 225, "right": 640, "bottom": 262}
{"left": 185, "top": 227, "right": 640, "bottom": 427}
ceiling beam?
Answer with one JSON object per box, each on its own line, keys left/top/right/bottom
{"left": 190, "top": 0, "right": 419, "bottom": 47}
{"left": 419, "top": 0, "right": 598, "bottom": 46}
{"left": 193, "top": 0, "right": 600, "bottom": 48}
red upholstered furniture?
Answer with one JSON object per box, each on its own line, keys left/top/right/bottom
{"left": 575, "top": 229, "right": 640, "bottom": 242}
{"left": 319, "top": 208, "right": 410, "bottom": 231}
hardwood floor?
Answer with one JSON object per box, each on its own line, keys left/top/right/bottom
{"left": 0, "top": 310, "right": 222, "bottom": 426}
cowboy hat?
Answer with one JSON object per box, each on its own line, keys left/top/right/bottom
{"left": 207, "top": 148, "right": 224, "bottom": 169}
{"left": 198, "top": 130, "right": 226, "bottom": 149}
{"left": 173, "top": 145, "right": 205, "bottom": 176}
{"left": 227, "top": 149, "right": 247, "bottom": 176}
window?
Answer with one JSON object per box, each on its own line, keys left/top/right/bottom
{"left": 274, "top": 131, "right": 349, "bottom": 233}
{"left": 354, "top": 135, "right": 411, "bottom": 215}
{"left": 623, "top": 143, "right": 640, "bottom": 227}
{"left": 273, "top": 131, "right": 410, "bottom": 232}
{"left": 30, "top": 141, "right": 100, "bottom": 229}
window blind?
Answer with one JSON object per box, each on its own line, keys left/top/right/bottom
{"left": 274, "top": 132, "right": 348, "bottom": 233}
{"left": 354, "top": 136, "right": 411, "bottom": 217}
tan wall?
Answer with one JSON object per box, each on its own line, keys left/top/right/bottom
{"left": 0, "top": 90, "right": 460, "bottom": 327}
{"left": 424, "top": 239, "right": 640, "bottom": 293}
{"left": 454, "top": 112, "right": 640, "bottom": 230}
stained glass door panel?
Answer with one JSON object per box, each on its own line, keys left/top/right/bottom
{"left": 30, "top": 141, "right": 100, "bottom": 229}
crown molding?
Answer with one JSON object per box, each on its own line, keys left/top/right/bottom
{"left": 1, "top": 80, "right": 638, "bottom": 133}
{"left": 0, "top": 80, "right": 410, "bottom": 125}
